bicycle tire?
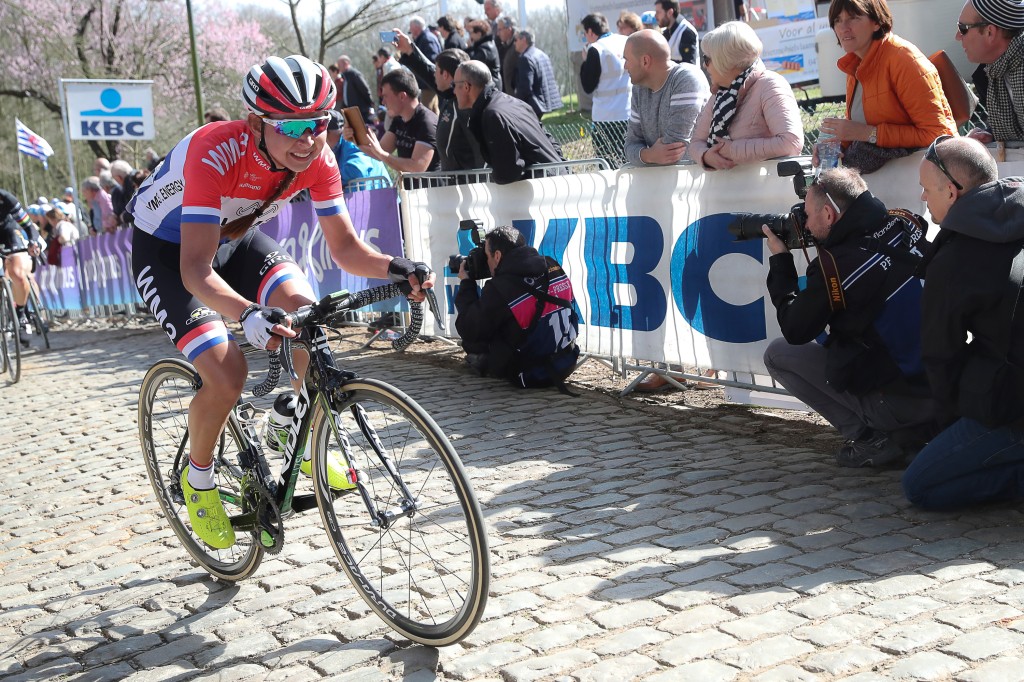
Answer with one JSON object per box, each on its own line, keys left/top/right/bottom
{"left": 27, "top": 286, "right": 50, "bottom": 349}
{"left": 310, "top": 379, "right": 489, "bottom": 646}
{"left": 138, "top": 358, "right": 263, "bottom": 581}
{"left": 0, "top": 278, "right": 21, "bottom": 383}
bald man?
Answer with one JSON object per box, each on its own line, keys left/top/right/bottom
{"left": 622, "top": 29, "right": 710, "bottom": 165}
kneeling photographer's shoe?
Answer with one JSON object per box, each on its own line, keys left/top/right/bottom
{"left": 835, "top": 430, "right": 905, "bottom": 468}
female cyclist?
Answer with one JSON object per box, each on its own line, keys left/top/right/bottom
{"left": 129, "top": 55, "right": 432, "bottom": 549}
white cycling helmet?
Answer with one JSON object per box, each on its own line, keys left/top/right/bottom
{"left": 242, "top": 54, "right": 336, "bottom": 116}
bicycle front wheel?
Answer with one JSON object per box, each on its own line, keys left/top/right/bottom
{"left": 138, "top": 358, "right": 263, "bottom": 581}
{"left": 27, "top": 286, "right": 50, "bottom": 349}
{"left": 311, "top": 379, "right": 489, "bottom": 646}
{"left": 0, "top": 278, "right": 21, "bottom": 383}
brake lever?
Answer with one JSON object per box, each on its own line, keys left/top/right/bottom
{"left": 280, "top": 335, "right": 298, "bottom": 381}
{"left": 425, "top": 288, "right": 445, "bottom": 332}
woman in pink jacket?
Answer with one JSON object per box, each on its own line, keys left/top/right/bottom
{"left": 687, "top": 21, "right": 804, "bottom": 169}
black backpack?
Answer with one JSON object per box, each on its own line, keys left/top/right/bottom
{"left": 502, "top": 257, "right": 580, "bottom": 392}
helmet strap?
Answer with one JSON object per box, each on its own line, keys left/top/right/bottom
{"left": 257, "top": 120, "right": 290, "bottom": 173}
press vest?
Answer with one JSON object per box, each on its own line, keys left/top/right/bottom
{"left": 590, "top": 33, "right": 631, "bottom": 122}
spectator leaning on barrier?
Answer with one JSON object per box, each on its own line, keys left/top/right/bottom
{"left": 902, "top": 136, "right": 1024, "bottom": 509}
{"left": 654, "top": 0, "right": 699, "bottom": 65}
{"left": 346, "top": 68, "right": 440, "bottom": 173}
{"left": 456, "top": 60, "right": 564, "bottom": 185}
{"left": 623, "top": 29, "right": 710, "bottom": 166}
{"left": 762, "top": 167, "right": 937, "bottom": 468}
{"left": 818, "top": 0, "right": 956, "bottom": 173}
{"left": 580, "top": 13, "right": 632, "bottom": 168}
{"left": 687, "top": 21, "right": 803, "bottom": 169}
{"left": 395, "top": 28, "right": 484, "bottom": 172}
{"left": 514, "top": 30, "right": 563, "bottom": 120}
{"left": 496, "top": 16, "right": 519, "bottom": 95}
{"left": 957, "top": 0, "right": 1024, "bottom": 143}
{"left": 454, "top": 225, "right": 578, "bottom": 388}
{"left": 109, "top": 159, "right": 137, "bottom": 229}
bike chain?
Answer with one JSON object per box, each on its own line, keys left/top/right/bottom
{"left": 243, "top": 472, "right": 284, "bottom": 555}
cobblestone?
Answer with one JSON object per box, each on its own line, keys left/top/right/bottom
{"left": 4, "top": 325, "right": 1024, "bottom": 680}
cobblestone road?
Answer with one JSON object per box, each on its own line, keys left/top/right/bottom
{"left": 3, "top": 324, "right": 1024, "bottom": 681}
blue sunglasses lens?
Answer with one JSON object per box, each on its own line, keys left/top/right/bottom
{"left": 266, "top": 116, "right": 329, "bottom": 138}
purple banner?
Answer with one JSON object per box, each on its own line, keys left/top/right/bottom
{"left": 36, "top": 247, "right": 81, "bottom": 312}
{"left": 259, "top": 189, "right": 404, "bottom": 309}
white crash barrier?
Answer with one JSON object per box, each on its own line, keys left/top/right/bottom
{"left": 398, "top": 148, "right": 1024, "bottom": 394}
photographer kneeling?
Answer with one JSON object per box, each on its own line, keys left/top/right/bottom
{"left": 454, "top": 225, "right": 579, "bottom": 390}
{"left": 761, "top": 167, "right": 936, "bottom": 467}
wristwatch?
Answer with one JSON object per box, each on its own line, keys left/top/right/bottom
{"left": 868, "top": 126, "right": 878, "bottom": 144}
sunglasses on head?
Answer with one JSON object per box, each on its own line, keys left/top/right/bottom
{"left": 957, "top": 20, "right": 989, "bottom": 35}
{"left": 925, "top": 134, "right": 963, "bottom": 190}
{"left": 262, "top": 115, "right": 331, "bottom": 139}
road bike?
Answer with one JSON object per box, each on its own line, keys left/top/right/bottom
{"left": 25, "top": 278, "right": 50, "bottom": 350}
{"left": 0, "top": 246, "right": 27, "bottom": 384}
{"left": 138, "top": 284, "right": 489, "bottom": 646}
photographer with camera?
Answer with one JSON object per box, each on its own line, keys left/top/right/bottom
{"left": 758, "top": 167, "right": 936, "bottom": 468}
{"left": 453, "top": 224, "right": 579, "bottom": 390}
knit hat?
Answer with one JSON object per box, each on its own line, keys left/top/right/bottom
{"left": 971, "top": 0, "right": 1024, "bottom": 30}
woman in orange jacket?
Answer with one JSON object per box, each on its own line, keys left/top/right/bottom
{"left": 817, "top": 0, "right": 956, "bottom": 169}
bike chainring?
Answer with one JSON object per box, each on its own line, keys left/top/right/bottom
{"left": 242, "top": 472, "right": 284, "bottom": 555}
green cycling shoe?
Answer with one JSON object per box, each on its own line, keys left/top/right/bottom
{"left": 300, "top": 452, "right": 357, "bottom": 490}
{"left": 179, "top": 468, "right": 236, "bottom": 549}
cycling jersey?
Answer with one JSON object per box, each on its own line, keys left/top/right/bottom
{"left": 0, "top": 189, "right": 32, "bottom": 251}
{"left": 128, "top": 120, "right": 348, "bottom": 244}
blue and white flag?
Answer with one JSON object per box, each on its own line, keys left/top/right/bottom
{"left": 16, "top": 118, "right": 54, "bottom": 169}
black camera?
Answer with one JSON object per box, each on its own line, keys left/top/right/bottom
{"left": 728, "top": 203, "right": 810, "bottom": 250}
{"left": 727, "top": 159, "right": 817, "bottom": 249}
{"left": 447, "top": 219, "right": 490, "bottom": 280}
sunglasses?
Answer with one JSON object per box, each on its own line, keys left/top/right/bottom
{"left": 811, "top": 174, "right": 843, "bottom": 214}
{"left": 262, "top": 115, "right": 331, "bottom": 139}
{"left": 925, "top": 134, "right": 963, "bottom": 190}
{"left": 957, "top": 21, "right": 989, "bottom": 35}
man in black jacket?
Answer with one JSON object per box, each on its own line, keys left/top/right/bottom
{"left": 762, "top": 167, "right": 935, "bottom": 468}
{"left": 454, "top": 225, "right": 574, "bottom": 381}
{"left": 335, "top": 56, "right": 374, "bottom": 122}
{"left": 394, "top": 29, "right": 484, "bottom": 172}
{"left": 454, "top": 60, "right": 564, "bottom": 185}
{"left": 903, "top": 136, "right": 1024, "bottom": 509}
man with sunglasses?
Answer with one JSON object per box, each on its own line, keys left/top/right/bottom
{"left": 956, "top": 0, "right": 1024, "bottom": 142}
{"left": 128, "top": 55, "right": 434, "bottom": 549}
{"left": 903, "top": 135, "right": 1024, "bottom": 509}
{"left": 761, "top": 167, "right": 935, "bottom": 468}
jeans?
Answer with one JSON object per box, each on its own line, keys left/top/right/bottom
{"left": 902, "top": 417, "right": 1024, "bottom": 510}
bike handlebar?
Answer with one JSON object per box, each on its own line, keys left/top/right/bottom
{"left": 251, "top": 283, "right": 444, "bottom": 397}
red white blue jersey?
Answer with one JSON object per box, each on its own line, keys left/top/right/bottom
{"left": 128, "top": 120, "right": 347, "bottom": 244}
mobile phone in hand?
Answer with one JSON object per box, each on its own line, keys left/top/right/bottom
{"left": 379, "top": 30, "right": 397, "bottom": 43}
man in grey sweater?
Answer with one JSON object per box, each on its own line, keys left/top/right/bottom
{"left": 623, "top": 29, "right": 710, "bottom": 166}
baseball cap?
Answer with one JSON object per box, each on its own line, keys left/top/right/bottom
{"left": 64, "top": 186, "right": 74, "bottom": 196}
{"left": 971, "top": 0, "right": 1024, "bottom": 29}
{"left": 641, "top": 10, "right": 658, "bottom": 26}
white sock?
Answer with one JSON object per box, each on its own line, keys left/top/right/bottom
{"left": 188, "top": 457, "right": 215, "bottom": 490}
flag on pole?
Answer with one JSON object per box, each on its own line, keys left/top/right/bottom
{"left": 15, "top": 118, "right": 54, "bottom": 169}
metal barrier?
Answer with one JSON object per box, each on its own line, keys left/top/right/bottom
{"left": 400, "top": 158, "right": 611, "bottom": 191}
{"left": 543, "top": 120, "right": 629, "bottom": 168}
{"left": 345, "top": 175, "right": 392, "bottom": 193}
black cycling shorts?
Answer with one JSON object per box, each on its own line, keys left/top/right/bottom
{"left": 132, "top": 228, "right": 313, "bottom": 361}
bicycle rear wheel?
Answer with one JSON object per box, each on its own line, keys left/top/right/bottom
{"left": 311, "top": 379, "right": 489, "bottom": 646}
{"left": 27, "top": 286, "right": 50, "bottom": 349}
{"left": 138, "top": 358, "right": 263, "bottom": 581}
{"left": 0, "top": 278, "right": 21, "bottom": 383}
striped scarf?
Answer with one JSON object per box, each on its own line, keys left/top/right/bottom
{"left": 707, "top": 63, "right": 755, "bottom": 147}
